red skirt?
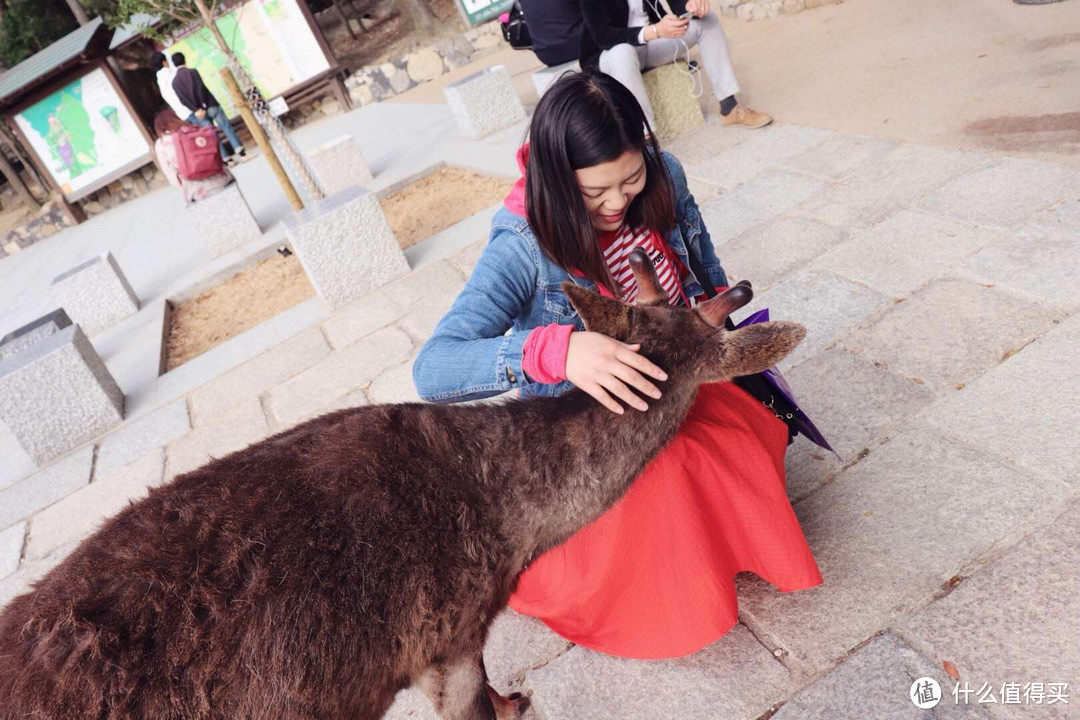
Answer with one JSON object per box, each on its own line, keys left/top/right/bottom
{"left": 509, "top": 381, "right": 823, "bottom": 659}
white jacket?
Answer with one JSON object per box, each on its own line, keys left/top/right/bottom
{"left": 156, "top": 66, "right": 192, "bottom": 119}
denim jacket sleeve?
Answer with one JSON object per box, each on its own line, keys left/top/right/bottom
{"left": 412, "top": 224, "right": 539, "bottom": 403}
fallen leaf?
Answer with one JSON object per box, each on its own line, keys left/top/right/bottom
{"left": 912, "top": 377, "right": 925, "bottom": 385}
{"left": 955, "top": 383, "right": 965, "bottom": 390}
{"left": 943, "top": 661, "right": 960, "bottom": 680}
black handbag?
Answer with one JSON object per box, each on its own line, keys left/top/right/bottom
{"left": 500, "top": 0, "right": 533, "bottom": 50}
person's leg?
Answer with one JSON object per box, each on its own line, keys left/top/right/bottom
{"left": 207, "top": 105, "right": 244, "bottom": 158}
{"left": 599, "top": 43, "right": 656, "bottom": 125}
{"left": 670, "top": 13, "right": 771, "bottom": 128}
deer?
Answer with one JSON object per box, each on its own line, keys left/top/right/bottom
{"left": 0, "top": 249, "right": 805, "bottom": 720}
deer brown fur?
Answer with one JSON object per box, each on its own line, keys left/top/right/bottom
{"left": 0, "top": 250, "right": 805, "bottom": 720}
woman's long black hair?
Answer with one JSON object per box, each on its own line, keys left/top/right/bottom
{"left": 525, "top": 71, "right": 676, "bottom": 296}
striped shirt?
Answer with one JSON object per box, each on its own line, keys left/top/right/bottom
{"left": 599, "top": 225, "right": 685, "bottom": 306}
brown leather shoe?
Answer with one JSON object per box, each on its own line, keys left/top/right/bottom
{"left": 721, "top": 105, "right": 773, "bottom": 129}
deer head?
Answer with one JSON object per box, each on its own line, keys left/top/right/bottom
{"left": 563, "top": 249, "right": 805, "bottom": 384}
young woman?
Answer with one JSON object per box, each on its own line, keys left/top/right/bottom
{"left": 413, "top": 72, "right": 820, "bottom": 659}
{"left": 152, "top": 108, "right": 234, "bottom": 204}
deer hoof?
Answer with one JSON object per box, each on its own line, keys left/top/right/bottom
{"left": 489, "top": 687, "right": 532, "bottom": 718}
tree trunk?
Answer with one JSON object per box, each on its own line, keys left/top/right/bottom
{"left": 63, "top": 0, "right": 91, "bottom": 25}
{"left": 400, "top": 0, "right": 437, "bottom": 34}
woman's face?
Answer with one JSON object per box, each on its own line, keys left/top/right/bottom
{"left": 575, "top": 150, "right": 647, "bottom": 232}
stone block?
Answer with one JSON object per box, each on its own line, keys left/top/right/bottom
{"left": 187, "top": 183, "right": 261, "bottom": 259}
{"left": 285, "top": 185, "right": 410, "bottom": 309}
{"left": 772, "top": 633, "right": 993, "bottom": 720}
{"left": 782, "top": 348, "right": 935, "bottom": 501}
{"left": 443, "top": 66, "right": 527, "bottom": 140}
{"left": 918, "top": 158, "right": 1080, "bottom": 229}
{"left": 955, "top": 220, "right": 1080, "bottom": 312}
{"left": 698, "top": 195, "right": 772, "bottom": 246}
{"left": 484, "top": 609, "right": 572, "bottom": 692}
{"left": 95, "top": 398, "right": 191, "bottom": 475}
{"left": 0, "top": 540, "right": 77, "bottom": 610}
{"left": 688, "top": 125, "right": 832, "bottom": 190}
{"left": 919, "top": 314, "right": 1080, "bottom": 484}
{"left": 902, "top": 501, "right": 1080, "bottom": 720}
{"left": 187, "top": 329, "right": 331, "bottom": 425}
{"left": 642, "top": 63, "right": 706, "bottom": 141}
{"left": 447, "top": 240, "right": 486, "bottom": 278}
{"left": 1039, "top": 193, "right": 1080, "bottom": 229}
{"left": 531, "top": 60, "right": 579, "bottom": 98}
{"left": 0, "top": 522, "right": 25, "bottom": 578}
{"left": 0, "top": 325, "right": 124, "bottom": 465}
{"left": 720, "top": 216, "right": 846, "bottom": 291}
{"left": 748, "top": 269, "right": 890, "bottom": 371}
{"left": 0, "top": 309, "right": 71, "bottom": 363}
{"left": 320, "top": 290, "right": 404, "bottom": 350}
{"left": 367, "top": 360, "right": 422, "bottom": 405}
{"left": 839, "top": 279, "right": 1062, "bottom": 393}
{"left": 738, "top": 429, "right": 1070, "bottom": 676}
{"left": 306, "top": 135, "right": 374, "bottom": 196}
{"left": 164, "top": 399, "right": 269, "bottom": 481}
{"left": 813, "top": 209, "right": 1001, "bottom": 298}
{"left": 25, "top": 450, "right": 164, "bottom": 562}
{"left": 0, "top": 446, "right": 93, "bottom": 529}
{"left": 781, "top": 133, "right": 896, "bottom": 182}
{"left": 795, "top": 144, "right": 992, "bottom": 230}
{"left": 264, "top": 326, "right": 412, "bottom": 427}
{"left": 526, "top": 625, "right": 794, "bottom": 720}
{"left": 50, "top": 252, "right": 139, "bottom": 336}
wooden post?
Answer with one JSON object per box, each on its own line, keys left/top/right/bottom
{"left": 218, "top": 66, "right": 303, "bottom": 211}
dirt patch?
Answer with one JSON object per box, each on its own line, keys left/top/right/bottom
{"left": 164, "top": 253, "right": 315, "bottom": 372}
{"left": 380, "top": 166, "right": 513, "bottom": 249}
{"left": 313, "top": 0, "right": 466, "bottom": 71}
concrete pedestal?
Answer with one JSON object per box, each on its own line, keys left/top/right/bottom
{"left": 50, "top": 253, "right": 139, "bottom": 336}
{"left": 444, "top": 65, "right": 526, "bottom": 140}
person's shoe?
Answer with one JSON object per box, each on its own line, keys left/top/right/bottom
{"left": 722, "top": 105, "right": 773, "bottom": 129}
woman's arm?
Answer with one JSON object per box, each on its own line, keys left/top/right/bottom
{"left": 413, "top": 228, "right": 539, "bottom": 403}
{"left": 580, "top": 1, "right": 645, "bottom": 51}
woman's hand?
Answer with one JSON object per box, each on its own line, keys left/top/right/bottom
{"left": 686, "top": 0, "right": 710, "bottom": 18}
{"left": 655, "top": 14, "right": 690, "bottom": 39}
{"left": 565, "top": 332, "right": 667, "bottom": 414}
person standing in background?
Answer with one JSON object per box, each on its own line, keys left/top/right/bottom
{"left": 152, "top": 52, "right": 191, "bottom": 122}
{"left": 170, "top": 52, "right": 248, "bottom": 164}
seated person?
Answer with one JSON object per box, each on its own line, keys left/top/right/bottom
{"left": 519, "top": 0, "right": 585, "bottom": 67}
{"left": 579, "top": 0, "right": 771, "bottom": 128}
{"left": 152, "top": 109, "right": 234, "bottom": 204}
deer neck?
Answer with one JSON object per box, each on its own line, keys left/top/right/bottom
{"left": 505, "top": 374, "right": 703, "bottom": 561}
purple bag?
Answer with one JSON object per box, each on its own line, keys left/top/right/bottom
{"left": 735, "top": 308, "right": 840, "bottom": 462}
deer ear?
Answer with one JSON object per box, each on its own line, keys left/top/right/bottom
{"left": 563, "top": 282, "right": 633, "bottom": 338}
{"left": 713, "top": 321, "right": 807, "bottom": 380}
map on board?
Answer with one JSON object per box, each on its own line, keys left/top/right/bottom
{"left": 14, "top": 68, "right": 151, "bottom": 199}
{"left": 164, "top": 0, "right": 331, "bottom": 118}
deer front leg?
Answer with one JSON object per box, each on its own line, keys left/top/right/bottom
{"left": 417, "top": 653, "right": 530, "bottom": 720}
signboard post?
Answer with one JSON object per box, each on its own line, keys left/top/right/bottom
{"left": 454, "top": 0, "right": 514, "bottom": 27}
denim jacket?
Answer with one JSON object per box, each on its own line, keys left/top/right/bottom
{"left": 413, "top": 151, "right": 729, "bottom": 403}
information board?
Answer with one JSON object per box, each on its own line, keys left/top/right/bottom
{"left": 456, "top": 0, "right": 514, "bottom": 27}
{"left": 14, "top": 68, "right": 151, "bottom": 199}
{"left": 165, "top": 0, "right": 331, "bottom": 118}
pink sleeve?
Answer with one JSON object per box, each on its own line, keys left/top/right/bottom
{"left": 522, "top": 323, "right": 575, "bottom": 384}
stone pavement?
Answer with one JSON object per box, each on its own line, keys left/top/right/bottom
{"left": 2, "top": 120, "right": 1079, "bottom": 719}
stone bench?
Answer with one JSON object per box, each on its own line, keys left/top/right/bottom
{"left": 531, "top": 60, "right": 580, "bottom": 98}
{"left": 306, "top": 135, "right": 374, "bottom": 196}
{"left": 0, "top": 320, "right": 124, "bottom": 465}
{"left": 643, "top": 63, "right": 705, "bottom": 141}
{"left": 187, "top": 182, "right": 261, "bottom": 259}
{"left": 0, "top": 309, "right": 71, "bottom": 363}
{"left": 443, "top": 65, "right": 526, "bottom": 140}
{"left": 50, "top": 253, "right": 140, "bottom": 336}
{"left": 284, "top": 185, "right": 410, "bottom": 309}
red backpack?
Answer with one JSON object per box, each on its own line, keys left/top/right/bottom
{"left": 174, "top": 124, "right": 224, "bottom": 181}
